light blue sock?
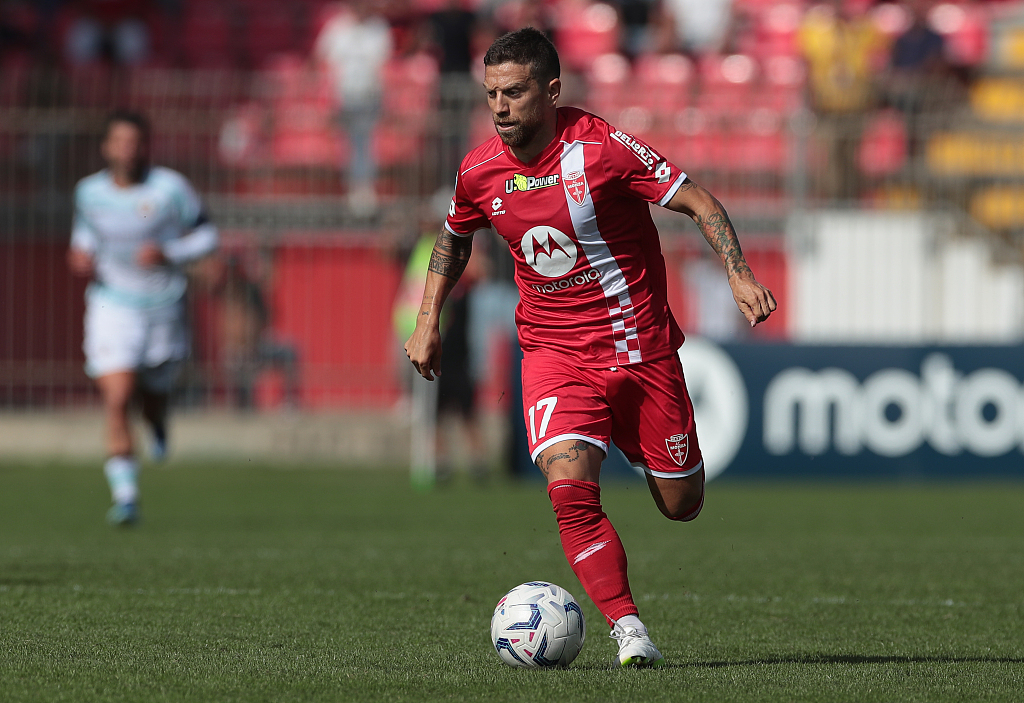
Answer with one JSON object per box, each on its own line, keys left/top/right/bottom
{"left": 104, "top": 456, "right": 139, "bottom": 505}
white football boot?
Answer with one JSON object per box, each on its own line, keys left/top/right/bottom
{"left": 611, "top": 622, "right": 666, "bottom": 668}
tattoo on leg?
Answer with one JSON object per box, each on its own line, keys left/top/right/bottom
{"left": 536, "top": 440, "right": 593, "bottom": 474}
{"left": 428, "top": 230, "right": 472, "bottom": 281}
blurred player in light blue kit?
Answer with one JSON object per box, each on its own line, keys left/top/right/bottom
{"left": 67, "top": 111, "right": 218, "bottom": 526}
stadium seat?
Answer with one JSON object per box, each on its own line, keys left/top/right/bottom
{"left": 380, "top": 53, "right": 440, "bottom": 118}
{"left": 857, "top": 109, "right": 907, "bottom": 177}
{"left": 0, "top": 56, "right": 31, "bottom": 108}
{"left": 271, "top": 106, "right": 346, "bottom": 168}
{"left": 666, "top": 109, "right": 721, "bottom": 172}
{"left": 554, "top": 0, "right": 620, "bottom": 73}
{"left": 467, "top": 107, "right": 497, "bottom": 151}
{"left": 731, "top": 127, "right": 788, "bottom": 174}
{"left": 585, "top": 53, "right": 632, "bottom": 116}
{"left": 928, "top": 2, "right": 988, "bottom": 67}
{"left": 181, "top": 2, "right": 237, "bottom": 69}
{"left": 633, "top": 54, "right": 694, "bottom": 113}
{"left": 68, "top": 64, "right": 113, "bottom": 107}
{"left": 698, "top": 54, "right": 758, "bottom": 116}
{"left": 239, "top": 0, "right": 299, "bottom": 69}
{"left": 970, "top": 77, "right": 1024, "bottom": 123}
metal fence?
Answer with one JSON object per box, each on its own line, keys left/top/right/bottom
{"left": 2, "top": 64, "right": 1021, "bottom": 410}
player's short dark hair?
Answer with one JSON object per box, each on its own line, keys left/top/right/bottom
{"left": 483, "top": 27, "right": 560, "bottom": 84}
{"left": 103, "top": 109, "right": 150, "bottom": 141}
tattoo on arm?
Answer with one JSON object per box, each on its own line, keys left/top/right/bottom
{"left": 694, "top": 210, "right": 752, "bottom": 279}
{"left": 428, "top": 230, "right": 473, "bottom": 281}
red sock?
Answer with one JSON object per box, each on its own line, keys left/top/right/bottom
{"left": 547, "top": 479, "right": 638, "bottom": 627}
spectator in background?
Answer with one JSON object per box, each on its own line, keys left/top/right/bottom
{"left": 314, "top": 0, "right": 393, "bottom": 215}
{"left": 434, "top": 253, "right": 488, "bottom": 483}
{"left": 211, "top": 254, "right": 299, "bottom": 411}
{"left": 64, "top": 0, "right": 151, "bottom": 66}
{"left": 798, "top": 0, "right": 887, "bottom": 200}
{"left": 613, "top": 0, "right": 658, "bottom": 59}
{"left": 429, "top": 0, "right": 478, "bottom": 191}
{"left": 661, "top": 0, "right": 734, "bottom": 56}
{"left": 886, "top": 0, "right": 949, "bottom": 118}
{"left": 430, "top": 0, "right": 475, "bottom": 75}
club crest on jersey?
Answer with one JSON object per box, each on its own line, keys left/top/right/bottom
{"left": 137, "top": 200, "right": 155, "bottom": 218}
{"left": 505, "top": 173, "right": 560, "bottom": 194}
{"left": 666, "top": 433, "right": 689, "bottom": 467}
{"left": 520, "top": 225, "right": 578, "bottom": 278}
{"left": 564, "top": 170, "right": 587, "bottom": 206}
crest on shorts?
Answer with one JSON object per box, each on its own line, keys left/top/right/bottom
{"left": 665, "top": 433, "right": 689, "bottom": 467}
{"left": 564, "top": 170, "right": 587, "bottom": 206}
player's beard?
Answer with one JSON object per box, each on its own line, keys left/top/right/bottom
{"left": 494, "top": 111, "right": 543, "bottom": 149}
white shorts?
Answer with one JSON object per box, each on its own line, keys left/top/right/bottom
{"left": 83, "top": 294, "right": 188, "bottom": 393}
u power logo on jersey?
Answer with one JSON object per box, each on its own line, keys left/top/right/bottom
{"left": 520, "top": 226, "right": 578, "bottom": 278}
{"left": 506, "top": 173, "right": 560, "bottom": 194}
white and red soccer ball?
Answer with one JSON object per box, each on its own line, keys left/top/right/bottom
{"left": 490, "top": 581, "right": 586, "bottom": 668}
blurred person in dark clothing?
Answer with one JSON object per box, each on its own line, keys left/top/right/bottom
{"left": 435, "top": 262, "right": 488, "bottom": 483}
{"left": 429, "top": 0, "right": 479, "bottom": 190}
{"left": 886, "top": 0, "right": 950, "bottom": 116}
{"left": 212, "top": 254, "right": 299, "bottom": 411}
{"left": 430, "top": 0, "right": 475, "bottom": 74}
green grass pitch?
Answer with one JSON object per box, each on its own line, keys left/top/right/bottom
{"left": 1, "top": 460, "right": 1023, "bottom": 702}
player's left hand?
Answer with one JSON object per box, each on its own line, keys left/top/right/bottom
{"left": 729, "top": 273, "right": 777, "bottom": 327}
{"left": 137, "top": 242, "right": 167, "bottom": 268}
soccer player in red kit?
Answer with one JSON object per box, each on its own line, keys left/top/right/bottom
{"left": 406, "top": 28, "right": 776, "bottom": 666}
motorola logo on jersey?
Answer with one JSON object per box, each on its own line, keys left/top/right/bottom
{"left": 520, "top": 226, "right": 578, "bottom": 278}
{"left": 505, "top": 173, "right": 560, "bottom": 193}
{"left": 531, "top": 268, "right": 602, "bottom": 294}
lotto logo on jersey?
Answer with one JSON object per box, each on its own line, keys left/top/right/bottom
{"left": 505, "top": 173, "right": 560, "bottom": 194}
{"left": 520, "top": 225, "right": 578, "bottom": 278}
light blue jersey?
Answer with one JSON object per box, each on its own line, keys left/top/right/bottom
{"left": 71, "top": 166, "right": 218, "bottom": 308}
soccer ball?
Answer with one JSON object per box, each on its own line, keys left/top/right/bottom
{"left": 490, "top": 581, "right": 585, "bottom": 668}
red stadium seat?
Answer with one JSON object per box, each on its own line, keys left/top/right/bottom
{"left": 666, "top": 109, "right": 721, "bottom": 172}
{"left": 380, "top": 53, "right": 439, "bottom": 118}
{"left": 729, "top": 110, "right": 788, "bottom": 174}
{"left": 271, "top": 112, "right": 346, "bottom": 168}
{"left": 181, "top": 2, "right": 236, "bottom": 69}
{"left": 634, "top": 54, "right": 694, "bottom": 113}
{"left": 239, "top": 0, "right": 299, "bottom": 69}
{"left": 585, "top": 53, "right": 632, "bottom": 116}
{"left": 858, "top": 109, "right": 907, "bottom": 177}
{"left": 555, "top": 0, "right": 620, "bottom": 73}
{"left": 698, "top": 54, "right": 758, "bottom": 116}
{"left": 372, "top": 123, "right": 422, "bottom": 167}
{"left": 467, "top": 107, "right": 497, "bottom": 151}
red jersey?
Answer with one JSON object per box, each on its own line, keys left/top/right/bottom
{"left": 446, "top": 107, "right": 687, "bottom": 367}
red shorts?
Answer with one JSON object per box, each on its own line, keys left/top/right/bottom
{"left": 521, "top": 351, "right": 703, "bottom": 478}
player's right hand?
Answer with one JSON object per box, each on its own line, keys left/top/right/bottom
{"left": 67, "top": 248, "right": 94, "bottom": 277}
{"left": 404, "top": 322, "right": 443, "bottom": 381}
